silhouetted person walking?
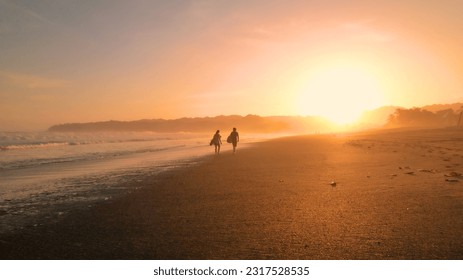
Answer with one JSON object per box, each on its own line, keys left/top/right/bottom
{"left": 228, "top": 127, "right": 239, "bottom": 154}
{"left": 211, "top": 130, "right": 222, "bottom": 154}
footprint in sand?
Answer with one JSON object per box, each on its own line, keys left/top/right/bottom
{"left": 444, "top": 172, "right": 463, "bottom": 183}
{"left": 418, "top": 169, "right": 436, "bottom": 173}
{"left": 445, "top": 178, "right": 460, "bottom": 183}
{"left": 444, "top": 171, "right": 462, "bottom": 178}
{"left": 398, "top": 166, "right": 412, "bottom": 170}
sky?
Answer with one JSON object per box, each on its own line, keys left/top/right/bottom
{"left": 1, "top": 0, "right": 463, "bottom": 130}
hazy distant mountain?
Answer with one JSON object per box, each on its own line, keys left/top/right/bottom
{"left": 48, "top": 115, "right": 337, "bottom": 134}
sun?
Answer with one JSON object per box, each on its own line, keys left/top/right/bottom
{"left": 296, "top": 65, "right": 385, "bottom": 124}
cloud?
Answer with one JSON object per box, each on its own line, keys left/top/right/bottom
{"left": 339, "top": 20, "right": 394, "bottom": 43}
{"left": 0, "top": 0, "right": 55, "bottom": 36}
{"left": 0, "top": 0, "right": 54, "bottom": 25}
{"left": 0, "top": 71, "right": 71, "bottom": 89}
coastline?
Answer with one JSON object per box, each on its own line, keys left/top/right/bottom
{"left": 1, "top": 128, "right": 462, "bottom": 259}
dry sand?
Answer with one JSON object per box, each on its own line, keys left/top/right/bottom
{"left": 1, "top": 128, "right": 462, "bottom": 259}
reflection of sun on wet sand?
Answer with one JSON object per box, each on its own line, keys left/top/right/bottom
{"left": 1, "top": 128, "right": 462, "bottom": 259}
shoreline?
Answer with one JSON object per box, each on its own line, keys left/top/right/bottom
{"left": 1, "top": 128, "right": 462, "bottom": 259}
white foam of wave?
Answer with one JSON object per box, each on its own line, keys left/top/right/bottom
{"left": 0, "top": 132, "right": 185, "bottom": 151}
{"left": 0, "top": 142, "right": 69, "bottom": 151}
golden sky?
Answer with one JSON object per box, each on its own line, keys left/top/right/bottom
{"left": 1, "top": 0, "right": 462, "bottom": 129}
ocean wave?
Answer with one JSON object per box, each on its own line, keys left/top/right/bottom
{"left": 0, "top": 133, "right": 189, "bottom": 151}
{"left": 0, "top": 139, "right": 164, "bottom": 151}
{"left": 0, "top": 142, "right": 70, "bottom": 151}
{"left": 1, "top": 156, "right": 84, "bottom": 170}
{"left": 0, "top": 131, "right": 208, "bottom": 173}
{"left": 0, "top": 144, "right": 187, "bottom": 170}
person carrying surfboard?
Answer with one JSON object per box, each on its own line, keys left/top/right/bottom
{"left": 211, "top": 130, "right": 222, "bottom": 154}
{"left": 227, "top": 127, "right": 240, "bottom": 154}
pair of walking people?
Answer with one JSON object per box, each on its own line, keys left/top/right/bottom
{"left": 211, "top": 128, "right": 239, "bottom": 155}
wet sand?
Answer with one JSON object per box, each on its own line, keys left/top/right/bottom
{"left": 1, "top": 128, "right": 462, "bottom": 259}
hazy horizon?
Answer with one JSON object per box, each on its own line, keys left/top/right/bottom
{"left": 2, "top": 101, "right": 463, "bottom": 132}
{"left": 1, "top": 0, "right": 463, "bottom": 131}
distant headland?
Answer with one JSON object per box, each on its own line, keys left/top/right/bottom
{"left": 48, "top": 103, "right": 463, "bottom": 133}
{"left": 48, "top": 115, "right": 335, "bottom": 133}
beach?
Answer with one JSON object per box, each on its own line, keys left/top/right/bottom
{"left": 1, "top": 128, "right": 462, "bottom": 259}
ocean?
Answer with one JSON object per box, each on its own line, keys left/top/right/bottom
{"left": 1, "top": 130, "right": 256, "bottom": 234}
